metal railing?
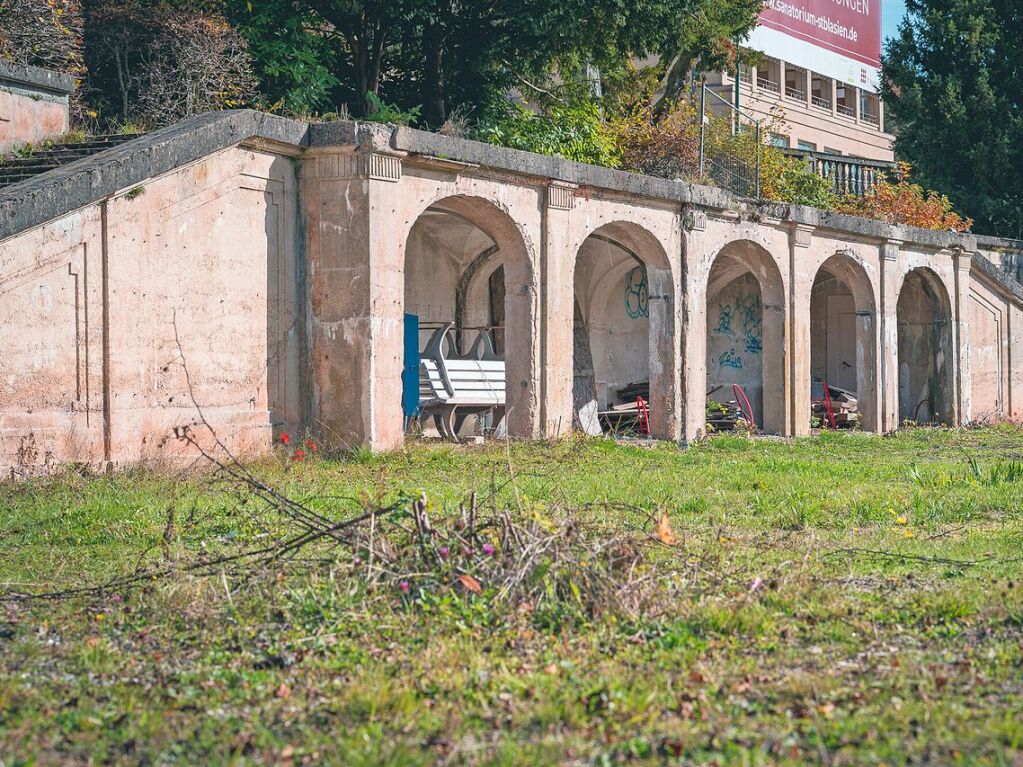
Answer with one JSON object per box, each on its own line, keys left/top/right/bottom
{"left": 811, "top": 95, "right": 832, "bottom": 110}
{"left": 784, "top": 148, "right": 896, "bottom": 196}
{"left": 757, "top": 77, "right": 781, "bottom": 93}
{"left": 836, "top": 103, "right": 855, "bottom": 118}
{"left": 861, "top": 111, "right": 880, "bottom": 126}
{"left": 785, "top": 85, "right": 806, "bottom": 101}
{"left": 699, "top": 85, "right": 762, "bottom": 199}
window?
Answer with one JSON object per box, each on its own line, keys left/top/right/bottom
{"left": 836, "top": 85, "right": 856, "bottom": 117}
{"left": 823, "top": 147, "right": 842, "bottom": 155}
{"left": 757, "top": 58, "right": 781, "bottom": 93}
{"left": 769, "top": 133, "right": 790, "bottom": 148}
{"left": 797, "top": 140, "right": 817, "bottom": 152}
{"left": 811, "top": 73, "right": 832, "bottom": 110}
{"left": 860, "top": 91, "right": 881, "bottom": 126}
{"left": 785, "top": 67, "right": 807, "bottom": 101}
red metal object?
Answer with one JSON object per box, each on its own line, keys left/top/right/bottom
{"left": 636, "top": 396, "right": 651, "bottom": 435}
{"left": 732, "top": 384, "right": 756, "bottom": 431}
{"left": 821, "top": 379, "right": 838, "bottom": 430}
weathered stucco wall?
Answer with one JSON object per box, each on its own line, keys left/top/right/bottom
{"left": 2, "top": 110, "right": 1023, "bottom": 475}
{"left": 0, "top": 145, "right": 300, "bottom": 476}
{"left": 0, "top": 63, "right": 72, "bottom": 152}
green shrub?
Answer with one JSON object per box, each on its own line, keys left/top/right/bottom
{"left": 474, "top": 99, "right": 621, "bottom": 168}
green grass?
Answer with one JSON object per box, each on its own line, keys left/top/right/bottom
{"left": 2, "top": 426, "right": 1023, "bottom": 765}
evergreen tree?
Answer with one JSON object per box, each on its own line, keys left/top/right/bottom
{"left": 882, "top": 0, "right": 1023, "bottom": 237}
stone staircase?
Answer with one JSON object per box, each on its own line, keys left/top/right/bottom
{"left": 0, "top": 133, "right": 142, "bottom": 188}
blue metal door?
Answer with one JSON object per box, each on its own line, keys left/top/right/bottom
{"left": 402, "top": 313, "right": 420, "bottom": 418}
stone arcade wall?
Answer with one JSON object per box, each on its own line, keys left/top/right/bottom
{"left": 0, "top": 63, "right": 73, "bottom": 152}
{"left": 2, "top": 109, "right": 1022, "bottom": 475}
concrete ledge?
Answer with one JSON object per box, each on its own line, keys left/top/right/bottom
{"left": 977, "top": 234, "right": 1023, "bottom": 252}
{"left": 972, "top": 252, "right": 1023, "bottom": 308}
{"left": 392, "top": 124, "right": 734, "bottom": 210}
{"left": 0, "top": 110, "right": 308, "bottom": 243}
{"left": 0, "top": 108, "right": 991, "bottom": 257}
{"left": 0, "top": 61, "right": 74, "bottom": 95}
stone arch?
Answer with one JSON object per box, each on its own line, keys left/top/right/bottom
{"left": 571, "top": 220, "right": 677, "bottom": 439}
{"left": 896, "top": 266, "right": 954, "bottom": 424}
{"left": 401, "top": 194, "right": 539, "bottom": 438}
{"left": 809, "top": 251, "right": 879, "bottom": 431}
{"left": 705, "top": 239, "right": 786, "bottom": 434}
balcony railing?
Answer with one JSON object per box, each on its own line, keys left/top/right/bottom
{"left": 811, "top": 95, "right": 832, "bottom": 110}
{"left": 758, "top": 77, "right": 781, "bottom": 93}
{"left": 739, "top": 68, "right": 752, "bottom": 83}
{"left": 861, "top": 111, "right": 880, "bottom": 126}
{"left": 785, "top": 86, "right": 806, "bottom": 101}
{"left": 784, "top": 148, "right": 896, "bottom": 197}
{"left": 836, "top": 103, "right": 856, "bottom": 118}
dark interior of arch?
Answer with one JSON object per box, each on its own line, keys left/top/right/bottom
{"left": 897, "top": 269, "right": 953, "bottom": 424}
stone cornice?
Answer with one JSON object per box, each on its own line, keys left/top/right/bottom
{"left": 0, "top": 61, "right": 74, "bottom": 95}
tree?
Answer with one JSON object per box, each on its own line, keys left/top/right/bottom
{"left": 882, "top": 0, "right": 1023, "bottom": 237}
{"left": 226, "top": 0, "right": 339, "bottom": 115}
{"left": 244, "top": 0, "right": 762, "bottom": 124}
{"left": 84, "top": 0, "right": 257, "bottom": 128}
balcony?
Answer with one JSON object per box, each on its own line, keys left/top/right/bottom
{"left": 785, "top": 86, "right": 806, "bottom": 101}
{"left": 861, "top": 111, "right": 880, "bottom": 126}
{"left": 836, "top": 103, "right": 856, "bottom": 118}
{"left": 784, "top": 148, "right": 896, "bottom": 197}
{"left": 811, "top": 95, "right": 832, "bottom": 111}
{"left": 758, "top": 77, "right": 781, "bottom": 93}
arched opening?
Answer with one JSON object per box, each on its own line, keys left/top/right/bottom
{"left": 705, "top": 241, "right": 785, "bottom": 434}
{"left": 402, "top": 196, "right": 536, "bottom": 439}
{"left": 572, "top": 223, "right": 674, "bottom": 439}
{"left": 809, "top": 253, "right": 877, "bottom": 431}
{"left": 897, "top": 267, "right": 954, "bottom": 424}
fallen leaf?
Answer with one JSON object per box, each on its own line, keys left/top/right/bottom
{"left": 459, "top": 574, "right": 482, "bottom": 594}
{"left": 655, "top": 514, "right": 679, "bottom": 545}
{"left": 276, "top": 683, "right": 291, "bottom": 699}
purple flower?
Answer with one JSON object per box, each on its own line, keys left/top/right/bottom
{"left": 439, "top": 546, "right": 450, "bottom": 560}
{"left": 399, "top": 580, "right": 410, "bottom": 594}
{"left": 482, "top": 543, "right": 496, "bottom": 556}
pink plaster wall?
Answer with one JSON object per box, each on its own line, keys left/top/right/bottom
{"left": 0, "top": 89, "right": 69, "bottom": 152}
{"left": 0, "top": 146, "right": 300, "bottom": 477}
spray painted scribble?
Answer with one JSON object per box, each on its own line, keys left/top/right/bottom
{"left": 713, "top": 290, "right": 762, "bottom": 365}
{"left": 625, "top": 267, "right": 649, "bottom": 320}
{"left": 719, "top": 348, "right": 743, "bottom": 368}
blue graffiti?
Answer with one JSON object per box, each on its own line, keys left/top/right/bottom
{"left": 719, "top": 348, "right": 743, "bottom": 369}
{"left": 714, "top": 291, "right": 762, "bottom": 354}
{"left": 714, "top": 303, "right": 735, "bottom": 338}
{"left": 624, "top": 266, "right": 649, "bottom": 320}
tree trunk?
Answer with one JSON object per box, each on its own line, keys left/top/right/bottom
{"left": 422, "top": 21, "right": 446, "bottom": 126}
{"left": 654, "top": 53, "right": 696, "bottom": 117}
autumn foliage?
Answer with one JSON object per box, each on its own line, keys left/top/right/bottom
{"left": 835, "top": 163, "right": 973, "bottom": 232}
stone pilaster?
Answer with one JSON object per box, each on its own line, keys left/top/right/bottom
{"left": 301, "top": 148, "right": 406, "bottom": 450}
{"left": 788, "top": 224, "right": 814, "bottom": 436}
{"left": 879, "top": 239, "right": 902, "bottom": 431}
{"left": 539, "top": 182, "right": 577, "bottom": 438}
{"left": 952, "top": 248, "right": 974, "bottom": 425}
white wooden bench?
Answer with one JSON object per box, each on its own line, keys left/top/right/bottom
{"left": 418, "top": 323, "right": 506, "bottom": 442}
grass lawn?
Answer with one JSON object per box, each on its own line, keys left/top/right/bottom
{"left": 2, "top": 427, "right": 1023, "bottom": 765}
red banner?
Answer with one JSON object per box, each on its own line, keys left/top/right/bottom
{"left": 759, "top": 0, "right": 881, "bottom": 69}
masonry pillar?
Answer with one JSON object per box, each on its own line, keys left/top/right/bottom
{"left": 539, "top": 182, "right": 577, "bottom": 438}
{"left": 788, "top": 224, "right": 814, "bottom": 436}
{"left": 680, "top": 213, "right": 709, "bottom": 443}
{"left": 301, "top": 148, "right": 406, "bottom": 451}
{"left": 952, "top": 248, "right": 973, "bottom": 425}
{"left": 879, "top": 239, "right": 902, "bottom": 431}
